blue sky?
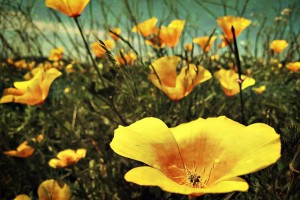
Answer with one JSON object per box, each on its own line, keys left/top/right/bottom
{"left": 3, "top": 0, "right": 300, "bottom": 58}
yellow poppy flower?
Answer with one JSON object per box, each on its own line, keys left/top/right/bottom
{"left": 90, "top": 40, "right": 115, "bottom": 58}
{"left": 110, "top": 116, "right": 281, "bottom": 196}
{"left": 14, "top": 194, "right": 32, "bottom": 200}
{"left": 193, "top": 36, "right": 217, "bottom": 52}
{"left": 48, "top": 47, "right": 64, "bottom": 61}
{"left": 117, "top": 51, "right": 137, "bottom": 66}
{"left": 132, "top": 17, "right": 158, "bottom": 37}
{"left": 252, "top": 85, "right": 266, "bottom": 94}
{"left": 270, "top": 40, "right": 288, "bottom": 53}
{"left": 159, "top": 19, "right": 185, "bottom": 48}
{"left": 0, "top": 66, "right": 62, "bottom": 105}
{"left": 149, "top": 56, "right": 212, "bottom": 101}
{"left": 48, "top": 148, "right": 86, "bottom": 168}
{"left": 109, "top": 27, "right": 122, "bottom": 41}
{"left": 45, "top": 0, "right": 90, "bottom": 18}
{"left": 286, "top": 62, "right": 300, "bottom": 72}
{"left": 38, "top": 179, "right": 71, "bottom": 200}
{"left": 217, "top": 16, "right": 251, "bottom": 41}
{"left": 214, "top": 69, "right": 255, "bottom": 96}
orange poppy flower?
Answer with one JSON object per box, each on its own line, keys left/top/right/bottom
{"left": 217, "top": 16, "right": 251, "bottom": 41}
{"left": 3, "top": 135, "right": 43, "bottom": 158}
{"left": 193, "top": 36, "right": 217, "bottom": 52}
{"left": 38, "top": 179, "right": 71, "bottom": 200}
{"left": 14, "top": 194, "right": 32, "bottom": 200}
{"left": 110, "top": 116, "right": 281, "bottom": 196}
{"left": 4, "top": 141, "right": 34, "bottom": 158}
{"left": 90, "top": 40, "right": 115, "bottom": 58}
{"left": 159, "top": 19, "right": 185, "bottom": 48}
{"left": 48, "top": 47, "right": 64, "bottom": 61}
{"left": 286, "top": 62, "right": 300, "bottom": 72}
{"left": 132, "top": 17, "right": 158, "bottom": 37}
{"left": 270, "top": 40, "right": 288, "bottom": 53}
{"left": 45, "top": 0, "right": 90, "bottom": 18}
{"left": 214, "top": 69, "right": 255, "bottom": 96}
{"left": 149, "top": 56, "right": 212, "bottom": 101}
{"left": 117, "top": 51, "right": 137, "bottom": 66}
{"left": 48, "top": 148, "right": 86, "bottom": 168}
{"left": 0, "top": 66, "right": 62, "bottom": 105}
{"left": 109, "top": 27, "right": 122, "bottom": 41}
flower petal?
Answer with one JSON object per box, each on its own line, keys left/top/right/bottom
{"left": 218, "top": 123, "right": 281, "bottom": 181}
{"left": 149, "top": 56, "right": 180, "bottom": 87}
{"left": 125, "top": 166, "right": 248, "bottom": 196}
{"left": 57, "top": 149, "right": 77, "bottom": 160}
{"left": 46, "top": 0, "right": 90, "bottom": 17}
{"left": 110, "top": 117, "right": 184, "bottom": 172}
{"left": 132, "top": 17, "right": 158, "bottom": 37}
{"left": 48, "top": 158, "right": 67, "bottom": 168}
{"left": 76, "top": 148, "right": 87, "bottom": 158}
{"left": 13, "top": 66, "right": 43, "bottom": 92}
{"left": 41, "top": 68, "right": 62, "bottom": 100}
{"left": 171, "top": 116, "right": 280, "bottom": 184}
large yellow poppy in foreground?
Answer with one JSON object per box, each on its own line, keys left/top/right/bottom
{"left": 110, "top": 116, "right": 280, "bottom": 196}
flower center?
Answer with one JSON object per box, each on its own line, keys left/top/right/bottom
{"left": 187, "top": 170, "right": 203, "bottom": 187}
{"left": 185, "top": 167, "right": 208, "bottom": 188}
{"left": 172, "top": 162, "right": 215, "bottom": 188}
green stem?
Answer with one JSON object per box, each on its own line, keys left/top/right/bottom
{"left": 73, "top": 17, "right": 105, "bottom": 87}
{"left": 231, "top": 26, "right": 245, "bottom": 125}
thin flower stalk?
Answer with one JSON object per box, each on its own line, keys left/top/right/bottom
{"left": 231, "top": 25, "right": 245, "bottom": 125}
{"left": 73, "top": 17, "right": 105, "bottom": 86}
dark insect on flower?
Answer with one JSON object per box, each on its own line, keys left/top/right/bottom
{"left": 188, "top": 173, "right": 201, "bottom": 186}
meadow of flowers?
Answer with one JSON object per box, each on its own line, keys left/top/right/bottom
{"left": 0, "top": 0, "right": 300, "bottom": 199}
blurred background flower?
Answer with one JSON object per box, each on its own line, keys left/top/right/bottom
{"left": 38, "top": 179, "right": 71, "bottom": 200}
{"left": 270, "top": 40, "right": 288, "bottom": 53}
{"left": 48, "top": 148, "right": 86, "bottom": 168}
{"left": 45, "top": 0, "right": 90, "bottom": 18}
{"left": 214, "top": 69, "right": 255, "bottom": 96}
{"left": 149, "top": 56, "right": 211, "bottom": 101}
{"left": 0, "top": 66, "right": 62, "bottom": 105}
